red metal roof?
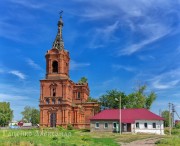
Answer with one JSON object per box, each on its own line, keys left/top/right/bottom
{"left": 90, "top": 108, "right": 164, "bottom": 123}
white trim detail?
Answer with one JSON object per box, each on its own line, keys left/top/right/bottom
{"left": 95, "top": 122, "right": 99, "bottom": 128}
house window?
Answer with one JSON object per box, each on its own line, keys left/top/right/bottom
{"left": 46, "top": 98, "right": 49, "bottom": 104}
{"left": 52, "top": 61, "right": 58, "bottom": 73}
{"left": 144, "top": 123, "right": 148, "bottom": 128}
{"left": 113, "top": 122, "right": 117, "bottom": 128}
{"left": 104, "top": 123, "right": 108, "bottom": 128}
{"left": 136, "top": 122, "right": 139, "bottom": 128}
{"left": 153, "top": 123, "right": 156, "bottom": 128}
{"left": 95, "top": 122, "right": 99, "bottom": 128}
{"left": 52, "top": 99, "right": 55, "bottom": 104}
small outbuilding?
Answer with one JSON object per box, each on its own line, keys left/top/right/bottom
{"left": 90, "top": 108, "right": 164, "bottom": 135}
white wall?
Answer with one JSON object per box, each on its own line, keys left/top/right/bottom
{"left": 133, "top": 120, "right": 164, "bottom": 135}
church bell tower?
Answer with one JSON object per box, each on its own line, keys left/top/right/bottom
{"left": 45, "top": 15, "right": 70, "bottom": 80}
{"left": 39, "top": 14, "right": 99, "bottom": 128}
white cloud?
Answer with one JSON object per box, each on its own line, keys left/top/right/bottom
{"left": 119, "top": 22, "right": 171, "bottom": 55}
{"left": 9, "top": 70, "right": 26, "bottom": 80}
{"left": 0, "top": 69, "right": 4, "bottom": 73}
{"left": 152, "top": 79, "right": 180, "bottom": 90}
{"left": 112, "top": 64, "right": 135, "bottom": 72}
{"left": 26, "top": 58, "right": 41, "bottom": 70}
{"left": 89, "top": 21, "right": 119, "bottom": 49}
{"left": 149, "top": 68, "right": 180, "bottom": 90}
{"left": 0, "top": 93, "right": 28, "bottom": 101}
{"left": 138, "top": 55, "right": 155, "bottom": 61}
{"left": 70, "top": 60, "right": 90, "bottom": 70}
{"left": 0, "top": 21, "right": 23, "bottom": 42}
{"left": 177, "top": 46, "right": 180, "bottom": 54}
{"left": 10, "top": 0, "right": 45, "bottom": 9}
{"left": 72, "top": 0, "right": 178, "bottom": 54}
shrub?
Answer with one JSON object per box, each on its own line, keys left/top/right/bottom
{"left": 81, "top": 136, "right": 90, "bottom": 141}
{"left": 172, "top": 128, "right": 180, "bottom": 135}
{"left": 81, "top": 129, "right": 90, "bottom": 132}
{"left": 164, "top": 128, "right": 169, "bottom": 135}
{"left": 57, "top": 126, "right": 65, "bottom": 131}
{"left": 67, "top": 124, "right": 73, "bottom": 130}
{"left": 175, "top": 122, "right": 180, "bottom": 129}
{"left": 52, "top": 136, "right": 58, "bottom": 141}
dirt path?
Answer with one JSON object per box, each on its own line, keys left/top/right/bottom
{"left": 120, "top": 137, "right": 162, "bottom": 146}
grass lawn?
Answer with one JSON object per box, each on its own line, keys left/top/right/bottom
{"left": 0, "top": 128, "right": 165, "bottom": 146}
{"left": 0, "top": 128, "right": 119, "bottom": 146}
{"left": 155, "top": 128, "right": 180, "bottom": 146}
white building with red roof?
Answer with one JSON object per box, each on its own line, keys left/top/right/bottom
{"left": 90, "top": 108, "right": 164, "bottom": 135}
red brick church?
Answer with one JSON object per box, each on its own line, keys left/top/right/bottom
{"left": 39, "top": 15, "right": 99, "bottom": 128}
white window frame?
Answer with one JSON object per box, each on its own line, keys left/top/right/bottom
{"left": 95, "top": 122, "right": 99, "bottom": 128}
{"left": 104, "top": 122, "right": 108, "bottom": 128}
{"left": 152, "top": 122, "right": 156, "bottom": 128}
{"left": 136, "top": 122, "right": 139, "bottom": 128}
{"left": 144, "top": 123, "right": 148, "bottom": 129}
{"left": 113, "top": 122, "right": 117, "bottom": 129}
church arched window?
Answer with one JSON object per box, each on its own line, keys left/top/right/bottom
{"left": 52, "top": 88, "right": 56, "bottom": 97}
{"left": 58, "top": 99, "right": 61, "bottom": 104}
{"left": 77, "top": 92, "right": 81, "bottom": 99}
{"left": 52, "top": 98, "right": 56, "bottom": 104}
{"left": 52, "top": 61, "right": 58, "bottom": 73}
{"left": 46, "top": 98, "right": 49, "bottom": 104}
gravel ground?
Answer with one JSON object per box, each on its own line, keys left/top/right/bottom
{"left": 120, "top": 137, "right": 162, "bottom": 146}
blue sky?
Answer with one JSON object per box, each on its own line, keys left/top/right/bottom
{"left": 0, "top": 0, "right": 180, "bottom": 120}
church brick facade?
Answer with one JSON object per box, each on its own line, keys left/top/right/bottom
{"left": 39, "top": 15, "right": 99, "bottom": 129}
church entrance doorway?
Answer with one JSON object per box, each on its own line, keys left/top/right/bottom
{"left": 50, "top": 113, "right": 56, "bottom": 127}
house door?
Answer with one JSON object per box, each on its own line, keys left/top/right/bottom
{"left": 50, "top": 113, "right": 56, "bottom": 127}
{"left": 127, "top": 123, "right": 131, "bottom": 132}
{"left": 123, "top": 123, "right": 127, "bottom": 132}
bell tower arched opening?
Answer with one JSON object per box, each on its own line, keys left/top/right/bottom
{"left": 52, "top": 61, "right": 58, "bottom": 73}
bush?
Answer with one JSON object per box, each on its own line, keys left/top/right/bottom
{"left": 67, "top": 124, "right": 73, "bottom": 130}
{"left": 175, "top": 122, "right": 180, "bottom": 129}
{"left": 164, "top": 128, "right": 169, "bottom": 135}
{"left": 80, "top": 129, "right": 90, "bottom": 132}
{"left": 52, "top": 136, "right": 58, "bottom": 141}
{"left": 81, "top": 136, "right": 90, "bottom": 141}
{"left": 57, "top": 126, "right": 65, "bottom": 131}
{"left": 172, "top": 128, "right": 180, "bottom": 135}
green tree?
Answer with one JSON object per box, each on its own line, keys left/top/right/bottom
{"left": 99, "top": 90, "right": 127, "bottom": 109}
{"left": 31, "top": 109, "right": 40, "bottom": 126}
{"left": 99, "top": 85, "right": 156, "bottom": 110}
{"left": 78, "top": 77, "right": 88, "bottom": 83}
{"left": 126, "top": 85, "right": 156, "bottom": 109}
{"left": 161, "top": 110, "right": 170, "bottom": 127}
{"left": 21, "top": 106, "right": 32, "bottom": 122}
{"left": 87, "top": 97, "right": 99, "bottom": 102}
{"left": 21, "top": 106, "right": 39, "bottom": 125}
{"left": 0, "top": 102, "right": 13, "bottom": 127}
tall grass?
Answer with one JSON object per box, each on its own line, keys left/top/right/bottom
{"left": 156, "top": 128, "right": 180, "bottom": 146}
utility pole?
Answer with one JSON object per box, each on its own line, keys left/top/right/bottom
{"left": 119, "top": 96, "right": 121, "bottom": 135}
{"left": 115, "top": 97, "right": 121, "bottom": 135}
{"left": 169, "top": 103, "right": 171, "bottom": 136}
{"left": 172, "top": 104, "right": 175, "bottom": 127}
{"left": 159, "top": 109, "right": 161, "bottom": 116}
